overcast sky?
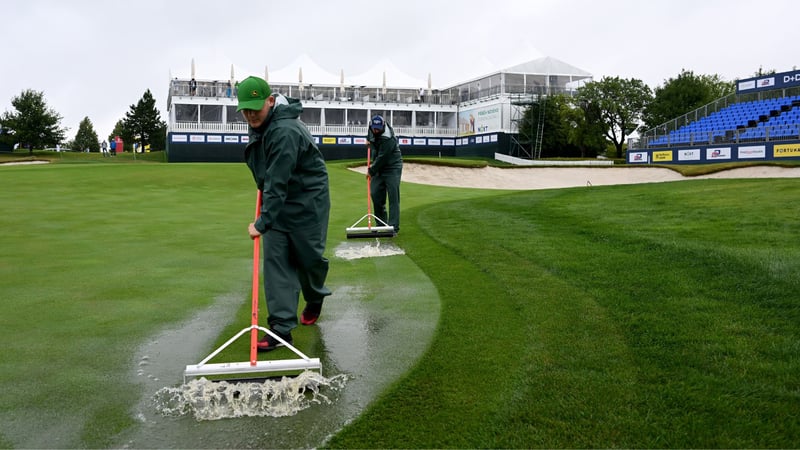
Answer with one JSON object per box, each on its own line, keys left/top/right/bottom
{"left": 2, "top": 0, "right": 797, "bottom": 141}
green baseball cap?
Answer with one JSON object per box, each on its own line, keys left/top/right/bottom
{"left": 237, "top": 76, "right": 272, "bottom": 111}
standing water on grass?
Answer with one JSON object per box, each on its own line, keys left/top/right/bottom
{"left": 119, "top": 252, "right": 437, "bottom": 448}
{"left": 334, "top": 239, "right": 404, "bottom": 260}
{"left": 153, "top": 371, "right": 349, "bottom": 421}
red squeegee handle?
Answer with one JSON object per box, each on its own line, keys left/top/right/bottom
{"left": 250, "top": 190, "right": 262, "bottom": 366}
{"left": 366, "top": 144, "right": 373, "bottom": 228}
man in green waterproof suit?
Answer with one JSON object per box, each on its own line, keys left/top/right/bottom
{"left": 238, "top": 76, "right": 331, "bottom": 351}
{"left": 366, "top": 114, "right": 403, "bottom": 234}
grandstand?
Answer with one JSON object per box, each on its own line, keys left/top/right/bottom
{"left": 630, "top": 68, "right": 800, "bottom": 164}
{"left": 165, "top": 56, "right": 592, "bottom": 162}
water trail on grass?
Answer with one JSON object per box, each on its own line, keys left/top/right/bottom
{"left": 152, "top": 371, "right": 349, "bottom": 421}
{"left": 334, "top": 239, "right": 405, "bottom": 260}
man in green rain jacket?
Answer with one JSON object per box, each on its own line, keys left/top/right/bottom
{"left": 238, "top": 76, "right": 331, "bottom": 351}
{"left": 366, "top": 114, "right": 403, "bottom": 233}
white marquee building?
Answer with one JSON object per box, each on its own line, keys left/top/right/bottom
{"left": 166, "top": 55, "right": 592, "bottom": 162}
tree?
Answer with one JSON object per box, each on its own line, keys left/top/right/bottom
{"left": 122, "top": 89, "right": 167, "bottom": 151}
{"left": 576, "top": 77, "right": 653, "bottom": 158}
{"left": 642, "top": 69, "right": 735, "bottom": 129}
{"left": 515, "top": 94, "right": 606, "bottom": 159}
{"left": 518, "top": 94, "right": 569, "bottom": 157}
{"left": 565, "top": 97, "right": 607, "bottom": 158}
{"left": 72, "top": 117, "right": 100, "bottom": 152}
{"left": 0, "top": 89, "right": 67, "bottom": 153}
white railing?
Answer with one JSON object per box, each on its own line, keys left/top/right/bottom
{"left": 305, "top": 125, "right": 456, "bottom": 137}
{"left": 306, "top": 125, "right": 363, "bottom": 135}
{"left": 172, "top": 121, "right": 458, "bottom": 137}
{"left": 170, "top": 122, "right": 248, "bottom": 133}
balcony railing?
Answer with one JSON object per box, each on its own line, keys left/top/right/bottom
{"left": 170, "top": 121, "right": 458, "bottom": 137}
{"left": 170, "top": 122, "right": 248, "bottom": 133}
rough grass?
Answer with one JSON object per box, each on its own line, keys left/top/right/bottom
{"left": 1, "top": 159, "right": 798, "bottom": 448}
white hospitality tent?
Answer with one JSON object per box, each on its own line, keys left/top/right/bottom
{"left": 349, "top": 58, "right": 427, "bottom": 89}
{"left": 269, "top": 54, "right": 340, "bottom": 86}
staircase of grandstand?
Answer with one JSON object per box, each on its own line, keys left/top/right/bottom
{"left": 647, "top": 95, "right": 800, "bottom": 147}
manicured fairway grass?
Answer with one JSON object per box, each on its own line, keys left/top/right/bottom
{"left": 0, "top": 160, "right": 496, "bottom": 448}
{"left": 1, "top": 159, "right": 798, "bottom": 448}
{"left": 0, "top": 163, "right": 256, "bottom": 448}
{"left": 328, "top": 177, "right": 800, "bottom": 448}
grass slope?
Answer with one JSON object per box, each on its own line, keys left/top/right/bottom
{"left": 327, "top": 178, "right": 800, "bottom": 448}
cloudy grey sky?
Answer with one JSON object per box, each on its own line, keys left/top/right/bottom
{"left": 2, "top": 0, "right": 797, "bottom": 141}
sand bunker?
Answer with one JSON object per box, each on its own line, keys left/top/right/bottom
{"left": 352, "top": 164, "right": 800, "bottom": 190}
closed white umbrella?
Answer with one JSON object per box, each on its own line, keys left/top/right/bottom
{"left": 191, "top": 58, "right": 196, "bottom": 78}
{"left": 264, "top": 65, "right": 269, "bottom": 83}
{"left": 427, "top": 72, "right": 432, "bottom": 96}
{"left": 299, "top": 67, "right": 304, "bottom": 91}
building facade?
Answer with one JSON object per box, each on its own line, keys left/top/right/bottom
{"left": 166, "top": 56, "right": 592, "bottom": 162}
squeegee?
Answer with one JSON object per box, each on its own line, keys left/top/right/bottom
{"left": 346, "top": 143, "right": 396, "bottom": 239}
{"left": 184, "top": 190, "right": 321, "bottom": 382}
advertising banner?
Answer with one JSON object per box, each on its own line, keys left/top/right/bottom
{"left": 678, "top": 148, "right": 701, "bottom": 161}
{"left": 629, "top": 151, "right": 649, "bottom": 163}
{"left": 458, "top": 104, "right": 502, "bottom": 136}
{"left": 737, "top": 69, "right": 800, "bottom": 93}
{"left": 774, "top": 143, "right": 800, "bottom": 158}
{"left": 652, "top": 150, "right": 673, "bottom": 162}
{"left": 738, "top": 145, "right": 766, "bottom": 159}
{"left": 706, "top": 147, "right": 731, "bottom": 160}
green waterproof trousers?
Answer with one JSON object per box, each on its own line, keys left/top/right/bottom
{"left": 262, "top": 225, "right": 331, "bottom": 335}
{"left": 370, "top": 166, "right": 402, "bottom": 232}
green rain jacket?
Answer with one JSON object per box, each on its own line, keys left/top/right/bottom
{"left": 366, "top": 123, "right": 402, "bottom": 177}
{"left": 244, "top": 95, "right": 330, "bottom": 233}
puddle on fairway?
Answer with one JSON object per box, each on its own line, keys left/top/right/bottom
{"left": 118, "top": 259, "right": 439, "bottom": 449}
{"left": 334, "top": 239, "right": 405, "bottom": 260}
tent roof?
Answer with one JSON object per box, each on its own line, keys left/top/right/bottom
{"left": 175, "top": 55, "right": 592, "bottom": 89}
{"left": 261, "top": 55, "right": 426, "bottom": 88}
{"left": 269, "top": 54, "right": 340, "bottom": 85}
{"left": 501, "top": 56, "right": 592, "bottom": 78}
{"left": 348, "top": 58, "right": 426, "bottom": 89}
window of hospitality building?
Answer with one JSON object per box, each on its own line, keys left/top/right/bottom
{"left": 326, "top": 109, "right": 346, "bottom": 126}
{"left": 416, "top": 111, "right": 434, "bottom": 127}
{"left": 175, "top": 104, "right": 198, "bottom": 122}
{"left": 348, "top": 110, "right": 368, "bottom": 126}
{"left": 226, "top": 106, "right": 245, "bottom": 123}
{"left": 300, "top": 108, "right": 321, "bottom": 126}
{"left": 391, "top": 110, "right": 412, "bottom": 127}
{"left": 200, "top": 104, "right": 223, "bottom": 122}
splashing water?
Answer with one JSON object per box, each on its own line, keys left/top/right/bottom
{"left": 152, "top": 371, "right": 349, "bottom": 421}
{"left": 334, "top": 239, "right": 405, "bottom": 260}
